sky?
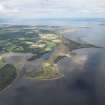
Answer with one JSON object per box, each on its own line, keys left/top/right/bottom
{"left": 0, "top": 0, "right": 105, "bottom": 20}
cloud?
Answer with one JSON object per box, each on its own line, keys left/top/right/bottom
{"left": 0, "top": 0, "right": 105, "bottom": 19}
{"left": 0, "top": 2, "right": 19, "bottom": 15}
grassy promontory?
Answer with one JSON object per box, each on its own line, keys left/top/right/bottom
{"left": 27, "top": 62, "right": 63, "bottom": 80}
{"left": 26, "top": 33, "right": 101, "bottom": 80}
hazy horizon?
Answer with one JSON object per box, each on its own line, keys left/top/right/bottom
{"left": 0, "top": 0, "right": 105, "bottom": 23}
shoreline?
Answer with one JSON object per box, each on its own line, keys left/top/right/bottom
{"left": 26, "top": 74, "right": 64, "bottom": 81}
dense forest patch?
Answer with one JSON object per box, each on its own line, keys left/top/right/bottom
{"left": 0, "top": 64, "right": 17, "bottom": 91}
